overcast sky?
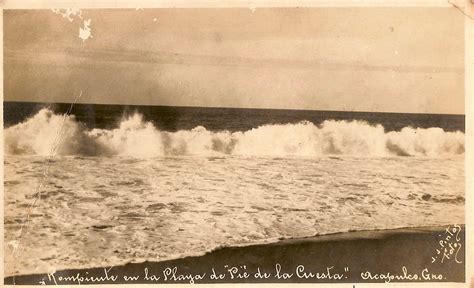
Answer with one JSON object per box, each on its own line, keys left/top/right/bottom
{"left": 4, "top": 8, "right": 465, "bottom": 114}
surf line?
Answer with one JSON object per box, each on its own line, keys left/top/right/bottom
{"left": 7, "top": 91, "right": 83, "bottom": 265}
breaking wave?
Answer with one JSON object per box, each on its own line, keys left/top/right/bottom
{"left": 4, "top": 109, "right": 465, "bottom": 158}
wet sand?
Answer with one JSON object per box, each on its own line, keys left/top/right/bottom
{"left": 4, "top": 225, "right": 465, "bottom": 285}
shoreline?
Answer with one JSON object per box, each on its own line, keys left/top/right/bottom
{"left": 4, "top": 225, "right": 465, "bottom": 285}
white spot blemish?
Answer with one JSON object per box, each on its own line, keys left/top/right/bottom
{"left": 51, "top": 8, "right": 83, "bottom": 22}
{"left": 52, "top": 8, "right": 92, "bottom": 42}
{"left": 79, "top": 19, "right": 93, "bottom": 42}
{"left": 153, "top": 18, "right": 158, "bottom": 22}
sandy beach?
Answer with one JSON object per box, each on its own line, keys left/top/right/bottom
{"left": 4, "top": 225, "right": 465, "bottom": 285}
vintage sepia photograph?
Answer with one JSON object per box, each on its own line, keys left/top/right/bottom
{"left": 2, "top": 3, "right": 469, "bottom": 285}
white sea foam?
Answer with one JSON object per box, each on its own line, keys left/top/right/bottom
{"left": 4, "top": 108, "right": 465, "bottom": 158}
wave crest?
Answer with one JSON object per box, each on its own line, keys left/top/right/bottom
{"left": 5, "top": 109, "right": 464, "bottom": 158}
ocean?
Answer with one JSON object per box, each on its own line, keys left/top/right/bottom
{"left": 3, "top": 102, "right": 465, "bottom": 276}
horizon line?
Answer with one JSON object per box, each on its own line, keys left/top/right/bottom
{"left": 3, "top": 100, "right": 466, "bottom": 116}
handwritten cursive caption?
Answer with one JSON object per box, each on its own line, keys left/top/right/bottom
{"left": 40, "top": 264, "right": 452, "bottom": 285}
{"left": 42, "top": 264, "right": 348, "bottom": 285}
